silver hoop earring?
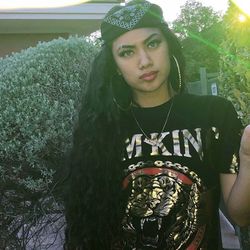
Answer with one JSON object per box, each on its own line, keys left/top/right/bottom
{"left": 172, "top": 55, "right": 182, "bottom": 92}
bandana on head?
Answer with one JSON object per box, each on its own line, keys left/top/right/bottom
{"left": 101, "top": 0, "right": 168, "bottom": 43}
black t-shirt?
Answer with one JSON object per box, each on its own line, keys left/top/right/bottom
{"left": 120, "top": 94, "right": 242, "bottom": 250}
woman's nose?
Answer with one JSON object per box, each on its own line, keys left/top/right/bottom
{"left": 138, "top": 49, "right": 152, "bottom": 70}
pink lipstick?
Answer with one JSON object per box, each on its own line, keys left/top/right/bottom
{"left": 139, "top": 71, "right": 158, "bottom": 81}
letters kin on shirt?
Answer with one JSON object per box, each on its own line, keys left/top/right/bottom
{"left": 123, "top": 128, "right": 204, "bottom": 161}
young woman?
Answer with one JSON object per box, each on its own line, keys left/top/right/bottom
{"left": 64, "top": 0, "right": 250, "bottom": 249}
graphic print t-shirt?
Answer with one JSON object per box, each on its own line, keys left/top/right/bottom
{"left": 120, "top": 94, "right": 242, "bottom": 250}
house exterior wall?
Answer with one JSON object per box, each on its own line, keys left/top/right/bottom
{"left": 0, "top": 33, "right": 69, "bottom": 58}
{"left": 0, "top": 1, "right": 120, "bottom": 57}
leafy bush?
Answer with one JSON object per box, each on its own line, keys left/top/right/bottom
{"left": 171, "top": 0, "right": 223, "bottom": 82}
{"left": 219, "top": 3, "right": 250, "bottom": 248}
{"left": 0, "top": 36, "right": 98, "bottom": 248}
{"left": 219, "top": 3, "right": 250, "bottom": 126}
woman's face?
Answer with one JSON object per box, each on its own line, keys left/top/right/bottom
{"left": 112, "top": 27, "right": 171, "bottom": 103}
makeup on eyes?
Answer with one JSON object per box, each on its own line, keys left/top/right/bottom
{"left": 117, "top": 33, "right": 162, "bottom": 57}
{"left": 147, "top": 38, "right": 162, "bottom": 48}
{"left": 116, "top": 33, "right": 162, "bottom": 50}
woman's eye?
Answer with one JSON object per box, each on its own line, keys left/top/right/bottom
{"left": 119, "top": 50, "right": 134, "bottom": 58}
{"left": 147, "top": 39, "right": 161, "bottom": 49}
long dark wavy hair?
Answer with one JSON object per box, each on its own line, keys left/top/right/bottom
{"left": 64, "top": 25, "right": 186, "bottom": 249}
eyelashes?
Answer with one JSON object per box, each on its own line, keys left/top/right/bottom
{"left": 147, "top": 39, "right": 161, "bottom": 48}
{"left": 118, "top": 50, "right": 134, "bottom": 58}
{"left": 118, "top": 39, "right": 162, "bottom": 58}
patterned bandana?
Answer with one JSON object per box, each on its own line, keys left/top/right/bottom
{"left": 101, "top": 0, "right": 167, "bottom": 43}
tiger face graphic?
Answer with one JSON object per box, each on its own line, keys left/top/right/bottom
{"left": 122, "top": 166, "right": 204, "bottom": 249}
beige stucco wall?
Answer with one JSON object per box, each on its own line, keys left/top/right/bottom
{"left": 0, "top": 33, "right": 69, "bottom": 58}
{"left": 0, "top": 2, "right": 119, "bottom": 58}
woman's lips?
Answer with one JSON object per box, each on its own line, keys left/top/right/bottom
{"left": 139, "top": 71, "right": 158, "bottom": 81}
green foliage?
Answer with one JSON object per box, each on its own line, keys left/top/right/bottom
{"left": 182, "top": 23, "right": 225, "bottom": 81}
{"left": 172, "top": 0, "right": 221, "bottom": 39}
{"left": 171, "top": 0, "right": 223, "bottom": 81}
{"left": 0, "top": 36, "right": 98, "bottom": 247}
{"left": 219, "top": 3, "right": 250, "bottom": 125}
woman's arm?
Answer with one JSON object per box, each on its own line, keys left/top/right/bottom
{"left": 221, "top": 125, "right": 250, "bottom": 227}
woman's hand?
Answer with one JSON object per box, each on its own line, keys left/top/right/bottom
{"left": 220, "top": 125, "right": 250, "bottom": 227}
{"left": 240, "top": 125, "right": 250, "bottom": 165}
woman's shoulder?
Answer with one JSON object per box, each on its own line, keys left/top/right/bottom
{"left": 173, "top": 93, "right": 239, "bottom": 127}
{"left": 175, "top": 93, "right": 232, "bottom": 110}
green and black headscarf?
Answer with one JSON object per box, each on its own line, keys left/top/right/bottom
{"left": 101, "top": 0, "right": 168, "bottom": 43}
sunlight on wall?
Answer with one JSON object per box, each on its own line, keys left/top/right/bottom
{"left": 0, "top": 0, "right": 88, "bottom": 9}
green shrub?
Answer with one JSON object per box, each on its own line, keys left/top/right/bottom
{"left": 219, "top": 3, "right": 250, "bottom": 248}
{"left": 219, "top": 3, "right": 250, "bottom": 126}
{"left": 0, "top": 36, "right": 98, "bottom": 248}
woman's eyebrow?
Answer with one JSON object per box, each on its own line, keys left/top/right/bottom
{"left": 117, "top": 44, "right": 135, "bottom": 51}
{"left": 116, "top": 33, "right": 161, "bottom": 52}
{"left": 143, "top": 33, "right": 160, "bottom": 44}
